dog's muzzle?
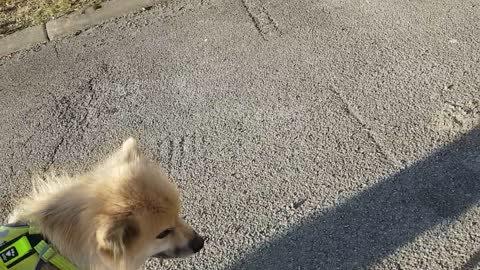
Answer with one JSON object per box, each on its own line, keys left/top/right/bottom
{"left": 153, "top": 232, "right": 205, "bottom": 259}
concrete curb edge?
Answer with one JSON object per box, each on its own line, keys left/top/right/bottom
{"left": 0, "top": 0, "right": 155, "bottom": 57}
{"left": 0, "top": 24, "right": 49, "bottom": 57}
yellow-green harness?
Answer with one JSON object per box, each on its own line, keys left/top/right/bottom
{"left": 0, "top": 223, "right": 78, "bottom": 270}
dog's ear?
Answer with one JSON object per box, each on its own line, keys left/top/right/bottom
{"left": 96, "top": 215, "right": 139, "bottom": 260}
{"left": 118, "top": 137, "right": 140, "bottom": 162}
{"left": 97, "top": 137, "right": 141, "bottom": 173}
{"left": 105, "top": 137, "right": 140, "bottom": 165}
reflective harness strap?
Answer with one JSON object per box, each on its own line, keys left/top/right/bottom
{"left": 34, "top": 241, "right": 77, "bottom": 270}
{"left": 0, "top": 224, "right": 78, "bottom": 270}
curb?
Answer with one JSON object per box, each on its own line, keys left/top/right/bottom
{"left": 0, "top": 24, "right": 49, "bottom": 57}
{"left": 47, "top": 0, "right": 154, "bottom": 40}
{"left": 0, "top": 0, "right": 155, "bottom": 57}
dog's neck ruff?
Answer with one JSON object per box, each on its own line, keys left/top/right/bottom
{"left": 0, "top": 223, "right": 78, "bottom": 270}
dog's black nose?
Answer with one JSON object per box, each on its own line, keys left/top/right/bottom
{"left": 189, "top": 234, "right": 204, "bottom": 253}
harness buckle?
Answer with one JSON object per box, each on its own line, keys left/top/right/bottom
{"left": 38, "top": 243, "right": 55, "bottom": 262}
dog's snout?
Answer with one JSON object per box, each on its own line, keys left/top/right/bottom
{"left": 189, "top": 234, "right": 204, "bottom": 253}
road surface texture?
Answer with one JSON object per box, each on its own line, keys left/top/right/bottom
{"left": 1, "top": 0, "right": 480, "bottom": 269}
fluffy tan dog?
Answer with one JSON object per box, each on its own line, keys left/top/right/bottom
{"left": 6, "top": 138, "right": 204, "bottom": 270}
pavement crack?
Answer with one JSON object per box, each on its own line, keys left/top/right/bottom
{"left": 167, "top": 139, "right": 174, "bottom": 172}
{"left": 53, "top": 43, "right": 60, "bottom": 59}
{"left": 241, "top": 0, "right": 281, "bottom": 40}
{"left": 330, "top": 88, "right": 401, "bottom": 167}
{"left": 85, "top": 78, "right": 97, "bottom": 107}
{"left": 44, "top": 136, "right": 65, "bottom": 171}
{"left": 19, "top": 134, "right": 34, "bottom": 148}
{"left": 7, "top": 165, "right": 14, "bottom": 181}
{"left": 446, "top": 7, "right": 455, "bottom": 25}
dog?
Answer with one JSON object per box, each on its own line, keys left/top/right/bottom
{"left": 3, "top": 138, "right": 204, "bottom": 270}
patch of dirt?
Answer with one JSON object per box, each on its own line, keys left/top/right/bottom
{"left": 432, "top": 100, "right": 480, "bottom": 133}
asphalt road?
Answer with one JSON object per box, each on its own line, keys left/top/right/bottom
{"left": 1, "top": 0, "right": 480, "bottom": 269}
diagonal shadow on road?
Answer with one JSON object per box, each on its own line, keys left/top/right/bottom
{"left": 460, "top": 248, "right": 480, "bottom": 270}
{"left": 228, "top": 127, "right": 480, "bottom": 269}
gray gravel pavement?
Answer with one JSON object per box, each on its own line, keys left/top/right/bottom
{"left": 1, "top": 0, "right": 479, "bottom": 269}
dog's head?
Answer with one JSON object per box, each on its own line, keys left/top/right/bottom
{"left": 93, "top": 138, "right": 204, "bottom": 268}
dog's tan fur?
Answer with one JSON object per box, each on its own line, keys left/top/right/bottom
{"left": 8, "top": 138, "right": 204, "bottom": 270}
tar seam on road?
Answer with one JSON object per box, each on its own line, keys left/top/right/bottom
{"left": 241, "top": 0, "right": 281, "bottom": 41}
{"left": 330, "top": 87, "right": 402, "bottom": 168}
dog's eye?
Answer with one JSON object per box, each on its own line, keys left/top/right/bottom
{"left": 156, "top": 229, "right": 173, "bottom": 239}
